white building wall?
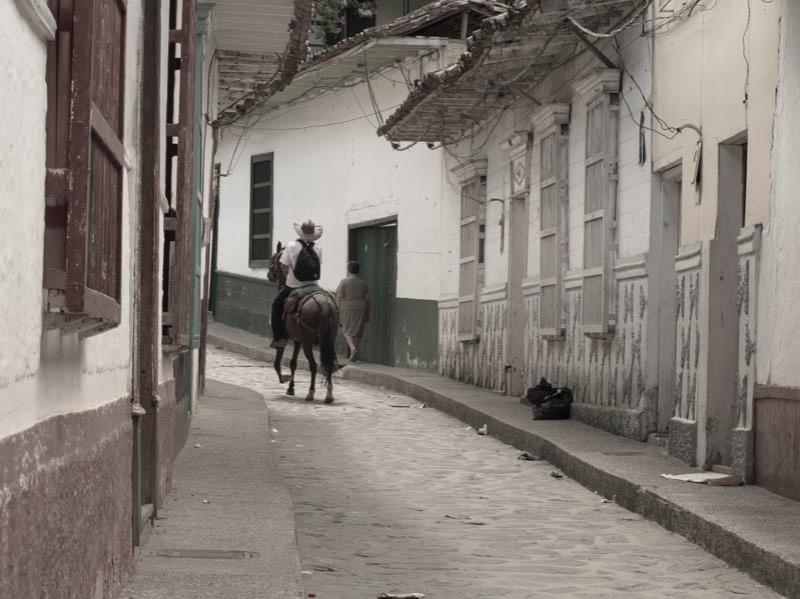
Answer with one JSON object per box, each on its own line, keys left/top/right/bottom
{"left": 757, "top": 0, "right": 800, "bottom": 387}
{"left": 438, "top": 31, "right": 655, "bottom": 432}
{"left": 0, "top": 0, "right": 143, "bottom": 440}
{"left": 216, "top": 66, "right": 443, "bottom": 300}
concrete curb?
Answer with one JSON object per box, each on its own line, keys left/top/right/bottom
{"left": 209, "top": 326, "right": 800, "bottom": 598}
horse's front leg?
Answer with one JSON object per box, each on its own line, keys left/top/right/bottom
{"left": 273, "top": 347, "right": 286, "bottom": 383}
{"left": 302, "top": 341, "right": 317, "bottom": 401}
{"left": 287, "top": 342, "right": 301, "bottom": 396}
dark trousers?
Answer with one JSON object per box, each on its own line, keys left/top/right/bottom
{"left": 271, "top": 286, "right": 292, "bottom": 341}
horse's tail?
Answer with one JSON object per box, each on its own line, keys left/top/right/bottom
{"left": 318, "top": 298, "right": 338, "bottom": 376}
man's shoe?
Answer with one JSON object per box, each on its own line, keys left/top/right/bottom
{"left": 270, "top": 339, "right": 287, "bottom": 349}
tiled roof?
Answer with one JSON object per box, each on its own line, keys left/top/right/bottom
{"left": 215, "top": 0, "right": 507, "bottom": 126}
{"left": 377, "top": 0, "right": 646, "bottom": 142}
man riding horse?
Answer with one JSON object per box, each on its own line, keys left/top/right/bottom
{"left": 267, "top": 220, "right": 339, "bottom": 402}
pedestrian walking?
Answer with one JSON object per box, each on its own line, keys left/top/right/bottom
{"left": 336, "top": 261, "right": 370, "bottom": 362}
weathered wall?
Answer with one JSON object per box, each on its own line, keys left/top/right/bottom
{"left": 757, "top": 0, "right": 800, "bottom": 389}
{"left": 215, "top": 57, "right": 445, "bottom": 366}
{"left": 0, "top": 1, "right": 142, "bottom": 596}
{"left": 652, "top": 0, "right": 781, "bottom": 243}
{"left": 437, "top": 30, "right": 655, "bottom": 439}
{"left": 216, "top": 63, "right": 443, "bottom": 300}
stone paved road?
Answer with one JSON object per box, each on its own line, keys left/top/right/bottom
{"left": 208, "top": 349, "right": 779, "bottom": 599}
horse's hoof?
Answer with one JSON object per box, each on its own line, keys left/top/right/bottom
{"left": 286, "top": 388, "right": 295, "bottom": 396}
{"left": 279, "top": 374, "right": 290, "bottom": 384}
{"left": 305, "top": 393, "right": 315, "bottom": 402}
{"left": 324, "top": 396, "right": 334, "bottom": 404}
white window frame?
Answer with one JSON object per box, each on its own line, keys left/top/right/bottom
{"left": 574, "top": 69, "right": 620, "bottom": 336}
{"left": 451, "top": 159, "right": 487, "bottom": 342}
{"left": 531, "top": 104, "right": 570, "bottom": 338}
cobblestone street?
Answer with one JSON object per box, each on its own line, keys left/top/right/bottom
{"left": 207, "top": 350, "right": 777, "bottom": 599}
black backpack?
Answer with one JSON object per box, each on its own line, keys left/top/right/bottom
{"left": 293, "top": 240, "right": 320, "bottom": 282}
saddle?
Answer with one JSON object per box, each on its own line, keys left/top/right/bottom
{"left": 283, "top": 285, "right": 335, "bottom": 334}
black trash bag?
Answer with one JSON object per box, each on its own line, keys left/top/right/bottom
{"left": 533, "top": 387, "right": 573, "bottom": 420}
{"left": 526, "top": 378, "right": 556, "bottom": 406}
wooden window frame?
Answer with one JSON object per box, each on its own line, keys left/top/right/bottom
{"left": 249, "top": 152, "right": 274, "bottom": 268}
{"left": 43, "top": 0, "right": 128, "bottom": 338}
{"left": 161, "top": 0, "right": 197, "bottom": 350}
{"left": 575, "top": 70, "right": 620, "bottom": 336}
{"left": 531, "top": 104, "right": 570, "bottom": 339}
{"left": 451, "top": 159, "right": 487, "bottom": 343}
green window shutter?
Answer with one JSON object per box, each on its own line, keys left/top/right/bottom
{"left": 250, "top": 153, "right": 273, "bottom": 267}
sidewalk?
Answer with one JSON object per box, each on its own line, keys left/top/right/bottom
{"left": 209, "top": 321, "right": 800, "bottom": 598}
{"left": 122, "top": 379, "right": 305, "bottom": 599}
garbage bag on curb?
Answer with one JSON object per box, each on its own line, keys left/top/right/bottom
{"left": 526, "top": 378, "right": 572, "bottom": 420}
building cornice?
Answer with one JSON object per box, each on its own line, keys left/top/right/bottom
{"left": 572, "top": 68, "right": 620, "bottom": 99}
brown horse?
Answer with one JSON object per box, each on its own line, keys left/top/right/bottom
{"left": 267, "top": 243, "right": 339, "bottom": 403}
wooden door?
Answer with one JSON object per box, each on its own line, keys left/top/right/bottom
{"left": 350, "top": 223, "right": 397, "bottom": 365}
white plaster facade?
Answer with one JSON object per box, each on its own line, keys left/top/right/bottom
{"left": 216, "top": 58, "right": 446, "bottom": 300}
{"left": 437, "top": 28, "right": 656, "bottom": 442}
{"left": 0, "top": 0, "right": 143, "bottom": 440}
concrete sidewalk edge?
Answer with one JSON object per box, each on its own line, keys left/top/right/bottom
{"left": 208, "top": 324, "right": 799, "bottom": 598}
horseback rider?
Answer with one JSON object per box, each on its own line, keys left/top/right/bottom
{"left": 270, "top": 220, "right": 323, "bottom": 349}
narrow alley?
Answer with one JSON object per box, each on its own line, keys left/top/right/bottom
{"left": 197, "top": 348, "right": 774, "bottom": 598}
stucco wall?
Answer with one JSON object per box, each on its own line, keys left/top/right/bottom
{"left": 756, "top": 0, "right": 800, "bottom": 387}
{"left": 0, "top": 0, "right": 143, "bottom": 441}
{"left": 652, "top": 0, "right": 781, "bottom": 244}
{"left": 0, "top": 2, "right": 48, "bottom": 391}
{"left": 216, "top": 63, "right": 444, "bottom": 301}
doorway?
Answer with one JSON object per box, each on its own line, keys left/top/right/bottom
{"left": 349, "top": 220, "right": 398, "bottom": 366}
{"left": 506, "top": 196, "right": 529, "bottom": 396}
{"left": 653, "top": 165, "right": 681, "bottom": 433}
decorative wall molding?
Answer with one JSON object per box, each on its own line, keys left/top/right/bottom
{"left": 737, "top": 224, "right": 762, "bottom": 256}
{"left": 675, "top": 243, "right": 702, "bottom": 272}
{"left": 614, "top": 254, "right": 648, "bottom": 281}
{"left": 565, "top": 271, "right": 583, "bottom": 290}
{"left": 530, "top": 103, "right": 570, "bottom": 134}
{"left": 480, "top": 283, "right": 507, "bottom": 303}
{"left": 14, "top": 0, "right": 56, "bottom": 41}
{"left": 521, "top": 278, "right": 541, "bottom": 297}
{"left": 572, "top": 68, "right": 620, "bottom": 99}
{"left": 438, "top": 295, "right": 459, "bottom": 309}
{"left": 449, "top": 158, "right": 487, "bottom": 184}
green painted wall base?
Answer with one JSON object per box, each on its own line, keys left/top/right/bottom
{"left": 212, "top": 271, "right": 438, "bottom": 369}
{"left": 391, "top": 298, "right": 438, "bottom": 370}
{"left": 212, "top": 271, "right": 278, "bottom": 336}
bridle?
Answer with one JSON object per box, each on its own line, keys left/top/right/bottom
{"left": 267, "top": 248, "right": 286, "bottom": 285}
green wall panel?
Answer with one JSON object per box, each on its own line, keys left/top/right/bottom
{"left": 391, "top": 298, "right": 438, "bottom": 370}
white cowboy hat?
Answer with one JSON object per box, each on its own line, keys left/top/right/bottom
{"left": 294, "top": 220, "right": 323, "bottom": 242}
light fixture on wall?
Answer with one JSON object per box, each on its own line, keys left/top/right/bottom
{"left": 488, "top": 198, "right": 505, "bottom": 253}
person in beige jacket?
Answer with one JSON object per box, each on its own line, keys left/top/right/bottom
{"left": 336, "top": 261, "right": 370, "bottom": 362}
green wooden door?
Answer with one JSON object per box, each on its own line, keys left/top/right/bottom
{"left": 351, "top": 223, "right": 397, "bottom": 365}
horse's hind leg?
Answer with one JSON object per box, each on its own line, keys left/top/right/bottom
{"left": 273, "top": 347, "right": 286, "bottom": 383}
{"left": 287, "top": 342, "right": 301, "bottom": 396}
{"left": 324, "top": 372, "right": 334, "bottom": 404}
{"left": 302, "top": 340, "right": 316, "bottom": 401}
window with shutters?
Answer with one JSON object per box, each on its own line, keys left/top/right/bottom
{"left": 457, "top": 174, "right": 486, "bottom": 341}
{"left": 249, "top": 153, "right": 274, "bottom": 267}
{"left": 578, "top": 71, "right": 619, "bottom": 335}
{"left": 43, "top": 0, "right": 127, "bottom": 338}
{"left": 531, "top": 104, "right": 570, "bottom": 338}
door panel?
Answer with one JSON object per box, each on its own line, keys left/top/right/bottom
{"left": 351, "top": 223, "right": 397, "bottom": 366}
